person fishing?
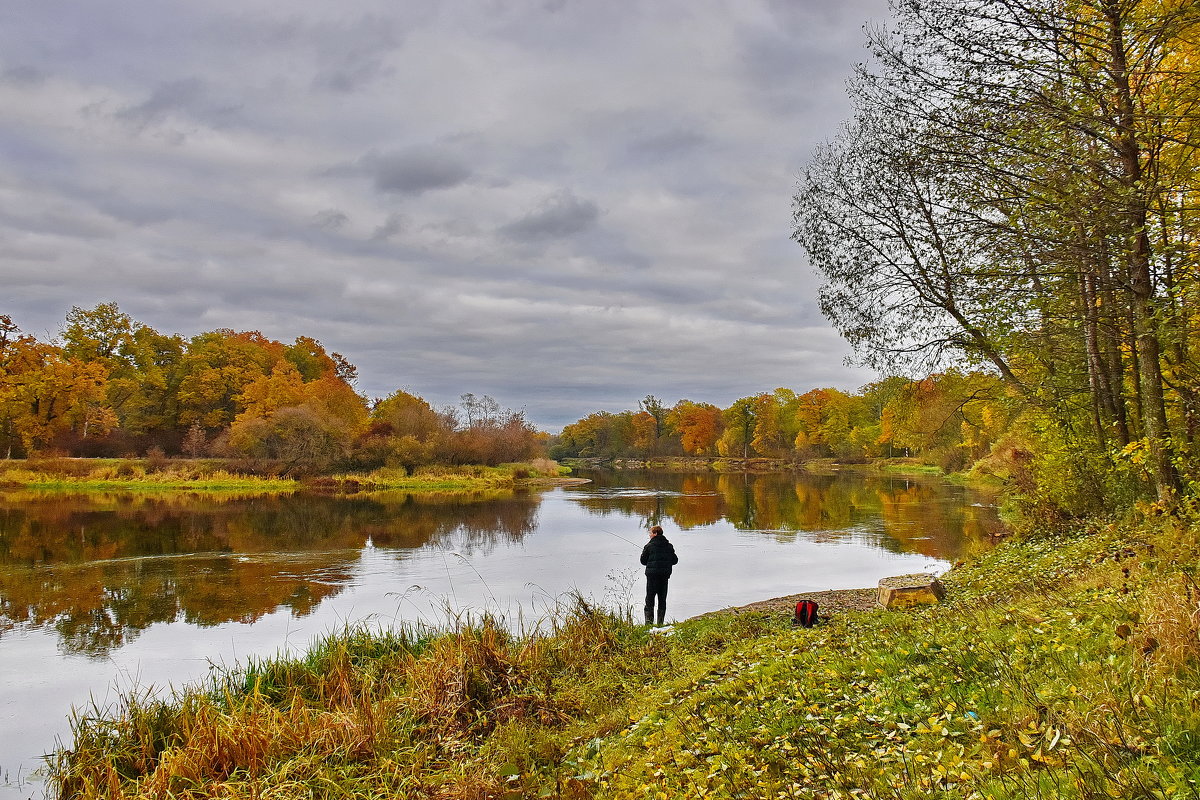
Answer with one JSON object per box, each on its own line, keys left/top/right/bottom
{"left": 640, "top": 524, "right": 678, "bottom": 626}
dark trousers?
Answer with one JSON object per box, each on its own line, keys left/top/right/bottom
{"left": 645, "top": 574, "right": 669, "bottom": 624}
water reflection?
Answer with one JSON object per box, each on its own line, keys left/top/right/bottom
{"left": 0, "top": 489, "right": 540, "bottom": 657}
{"left": 567, "top": 470, "right": 1002, "bottom": 557}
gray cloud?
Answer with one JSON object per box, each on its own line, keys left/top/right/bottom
{"left": 0, "top": 206, "right": 115, "bottom": 240}
{"left": 2, "top": 65, "right": 45, "bottom": 85}
{"left": 116, "top": 77, "right": 205, "bottom": 124}
{"left": 114, "top": 77, "right": 242, "bottom": 131}
{"left": 0, "top": 0, "right": 892, "bottom": 431}
{"left": 362, "top": 147, "right": 473, "bottom": 194}
{"left": 0, "top": 130, "right": 76, "bottom": 177}
{"left": 371, "top": 212, "right": 405, "bottom": 240}
{"left": 92, "top": 195, "right": 175, "bottom": 226}
{"left": 310, "top": 14, "right": 402, "bottom": 94}
{"left": 500, "top": 190, "right": 600, "bottom": 241}
{"left": 625, "top": 129, "right": 707, "bottom": 163}
{"left": 310, "top": 209, "right": 350, "bottom": 231}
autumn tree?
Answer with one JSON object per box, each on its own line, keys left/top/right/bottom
{"left": 176, "top": 330, "right": 288, "bottom": 431}
{"left": 860, "top": 376, "right": 916, "bottom": 458}
{"left": 667, "top": 400, "right": 723, "bottom": 455}
{"left": 60, "top": 302, "right": 186, "bottom": 444}
{"left": 459, "top": 393, "right": 501, "bottom": 429}
{"left": 717, "top": 398, "right": 757, "bottom": 458}
{"left": 181, "top": 421, "right": 208, "bottom": 457}
{"left": 552, "top": 411, "right": 636, "bottom": 458}
{"left": 235, "top": 363, "right": 308, "bottom": 421}
{"left": 631, "top": 411, "right": 659, "bottom": 454}
{"left": 1, "top": 308, "right": 382, "bottom": 465}
{"left": 792, "top": 389, "right": 834, "bottom": 458}
{"left": 748, "top": 393, "right": 787, "bottom": 457}
{"left": 356, "top": 390, "right": 444, "bottom": 470}
{"left": 633, "top": 395, "right": 672, "bottom": 454}
{"left": 436, "top": 394, "right": 540, "bottom": 465}
{"left": 880, "top": 372, "right": 1009, "bottom": 470}
{"left": 9, "top": 342, "right": 112, "bottom": 452}
{"left": 281, "top": 336, "right": 358, "bottom": 388}
{"left": 0, "top": 315, "right": 33, "bottom": 457}
{"left": 373, "top": 390, "right": 443, "bottom": 439}
{"left": 814, "top": 389, "right": 857, "bottom": 460}
{"left": 227, "top": 406, "right": 349, "bottom": 476}
{"left": 60, "top": 302, "right": 137, "bottom": 365}
{"left": 226, "top": 356, "right": 368, "bottom": 471}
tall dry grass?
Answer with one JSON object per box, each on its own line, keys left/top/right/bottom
{"left": 50, "top": 601, "right": 672, "bottom": 799}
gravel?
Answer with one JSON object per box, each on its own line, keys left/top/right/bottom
{"left": 696, "top": 587, "right": 879, "bottom": 620}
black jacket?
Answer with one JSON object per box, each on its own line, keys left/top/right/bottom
{"left": 640, "top": 534, "right": 678, "bottom": 577}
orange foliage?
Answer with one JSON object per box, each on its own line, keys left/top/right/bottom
{"left": 667, "top": 401, "right": 722, "bottom": 455}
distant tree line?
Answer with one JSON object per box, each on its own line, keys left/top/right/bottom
{"left": 793, "top": 0, "right": 1200, "bottom": 513}
{"left": 551, "top": 373, "right": 1010, "bottom": 474}
{"left": 0, "top": 304, "right": 542, "bottom": 473}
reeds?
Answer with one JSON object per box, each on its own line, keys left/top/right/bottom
{"left": 50, "top": 601, "right": 672, "bottom": 799}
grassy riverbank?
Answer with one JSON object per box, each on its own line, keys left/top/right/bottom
{"left": 561, "top": 455, "right": 950, "bottom": 477}
{"left": 0, "top": 458, "right": 569, "bottom": 493}
{"left": 49, "top": 508, "right": 1200, "bottom": 799}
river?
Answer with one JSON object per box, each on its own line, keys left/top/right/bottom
{"left": 0, "top": 469, "right": 1001, "bottom": 798}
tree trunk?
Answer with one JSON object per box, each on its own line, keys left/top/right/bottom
{"left": 1080, "top": 267, "right": 1120, "bottom": 447}
{"left": 1105, "top": 0, "right": 1180, "bottom": 501}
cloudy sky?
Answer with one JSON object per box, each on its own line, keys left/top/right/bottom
{"left": 1, "top": 0, "right": 887, "bottom": 430}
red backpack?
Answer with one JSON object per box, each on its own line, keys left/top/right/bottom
{"left": 794, "top": 600, "right": 818, "bottom": 627}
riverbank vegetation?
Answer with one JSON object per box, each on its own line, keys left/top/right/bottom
{"left": 0, "top": 456, "right": 566, "bottom": 492}
{"left": 49, "top": 507, "right": 1200, "bottom": 799}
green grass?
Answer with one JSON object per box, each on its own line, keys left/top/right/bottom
{"left": 875, "top": 459, "right": 945, "bottom": 475}
{"left": 48, "top": 513, "right": 1200, "bottom": 799}
{"left": 582, "top": 517, "right": 1200, "bottom": 799}
{"left": 313, "top": 462, "right": 566, "bottom": 492}
{"left": 0, "top": 459, "right": 569, "bottom": 494}
{"left": 0, "top": 465, "right": 299, "bottom": 492}
{"left": 12, "top": 476, "right": 300, "bottom": 491}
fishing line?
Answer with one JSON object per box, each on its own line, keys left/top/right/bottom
{"left": 599, "top": 528, "right": 639, "bottom": 545}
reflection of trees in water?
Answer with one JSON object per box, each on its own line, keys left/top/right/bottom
{"left": 0, "top": 489, "right": 539, "bottom": 656}
{"left": 360, "top": 491, "right": 539, "bottom": 556}
{"left": 569, "top": 471, "right": 997, "bottom": 559}
{"left": 0, "top": 491, "right": 539, "bottom": 565}
{"left": 0, "top": 492, "right": 368, "bottom": 565}
{"left": 873, "top": 480, "right": 1003, "bottom": 558}
{"left": 0, "top": 553, "right": 353, "bottom": 657}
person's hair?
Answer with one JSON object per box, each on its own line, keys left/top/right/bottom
{"left": 650, "top": 525, "right": 663, "bottom": 536}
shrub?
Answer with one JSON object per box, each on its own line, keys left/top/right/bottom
{"left": 145, "top": 445, "right": 169, "bottom": 473}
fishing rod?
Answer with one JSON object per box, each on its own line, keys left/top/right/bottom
{"left": 599, "top": 528, "right": 640, "bottom": 545}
